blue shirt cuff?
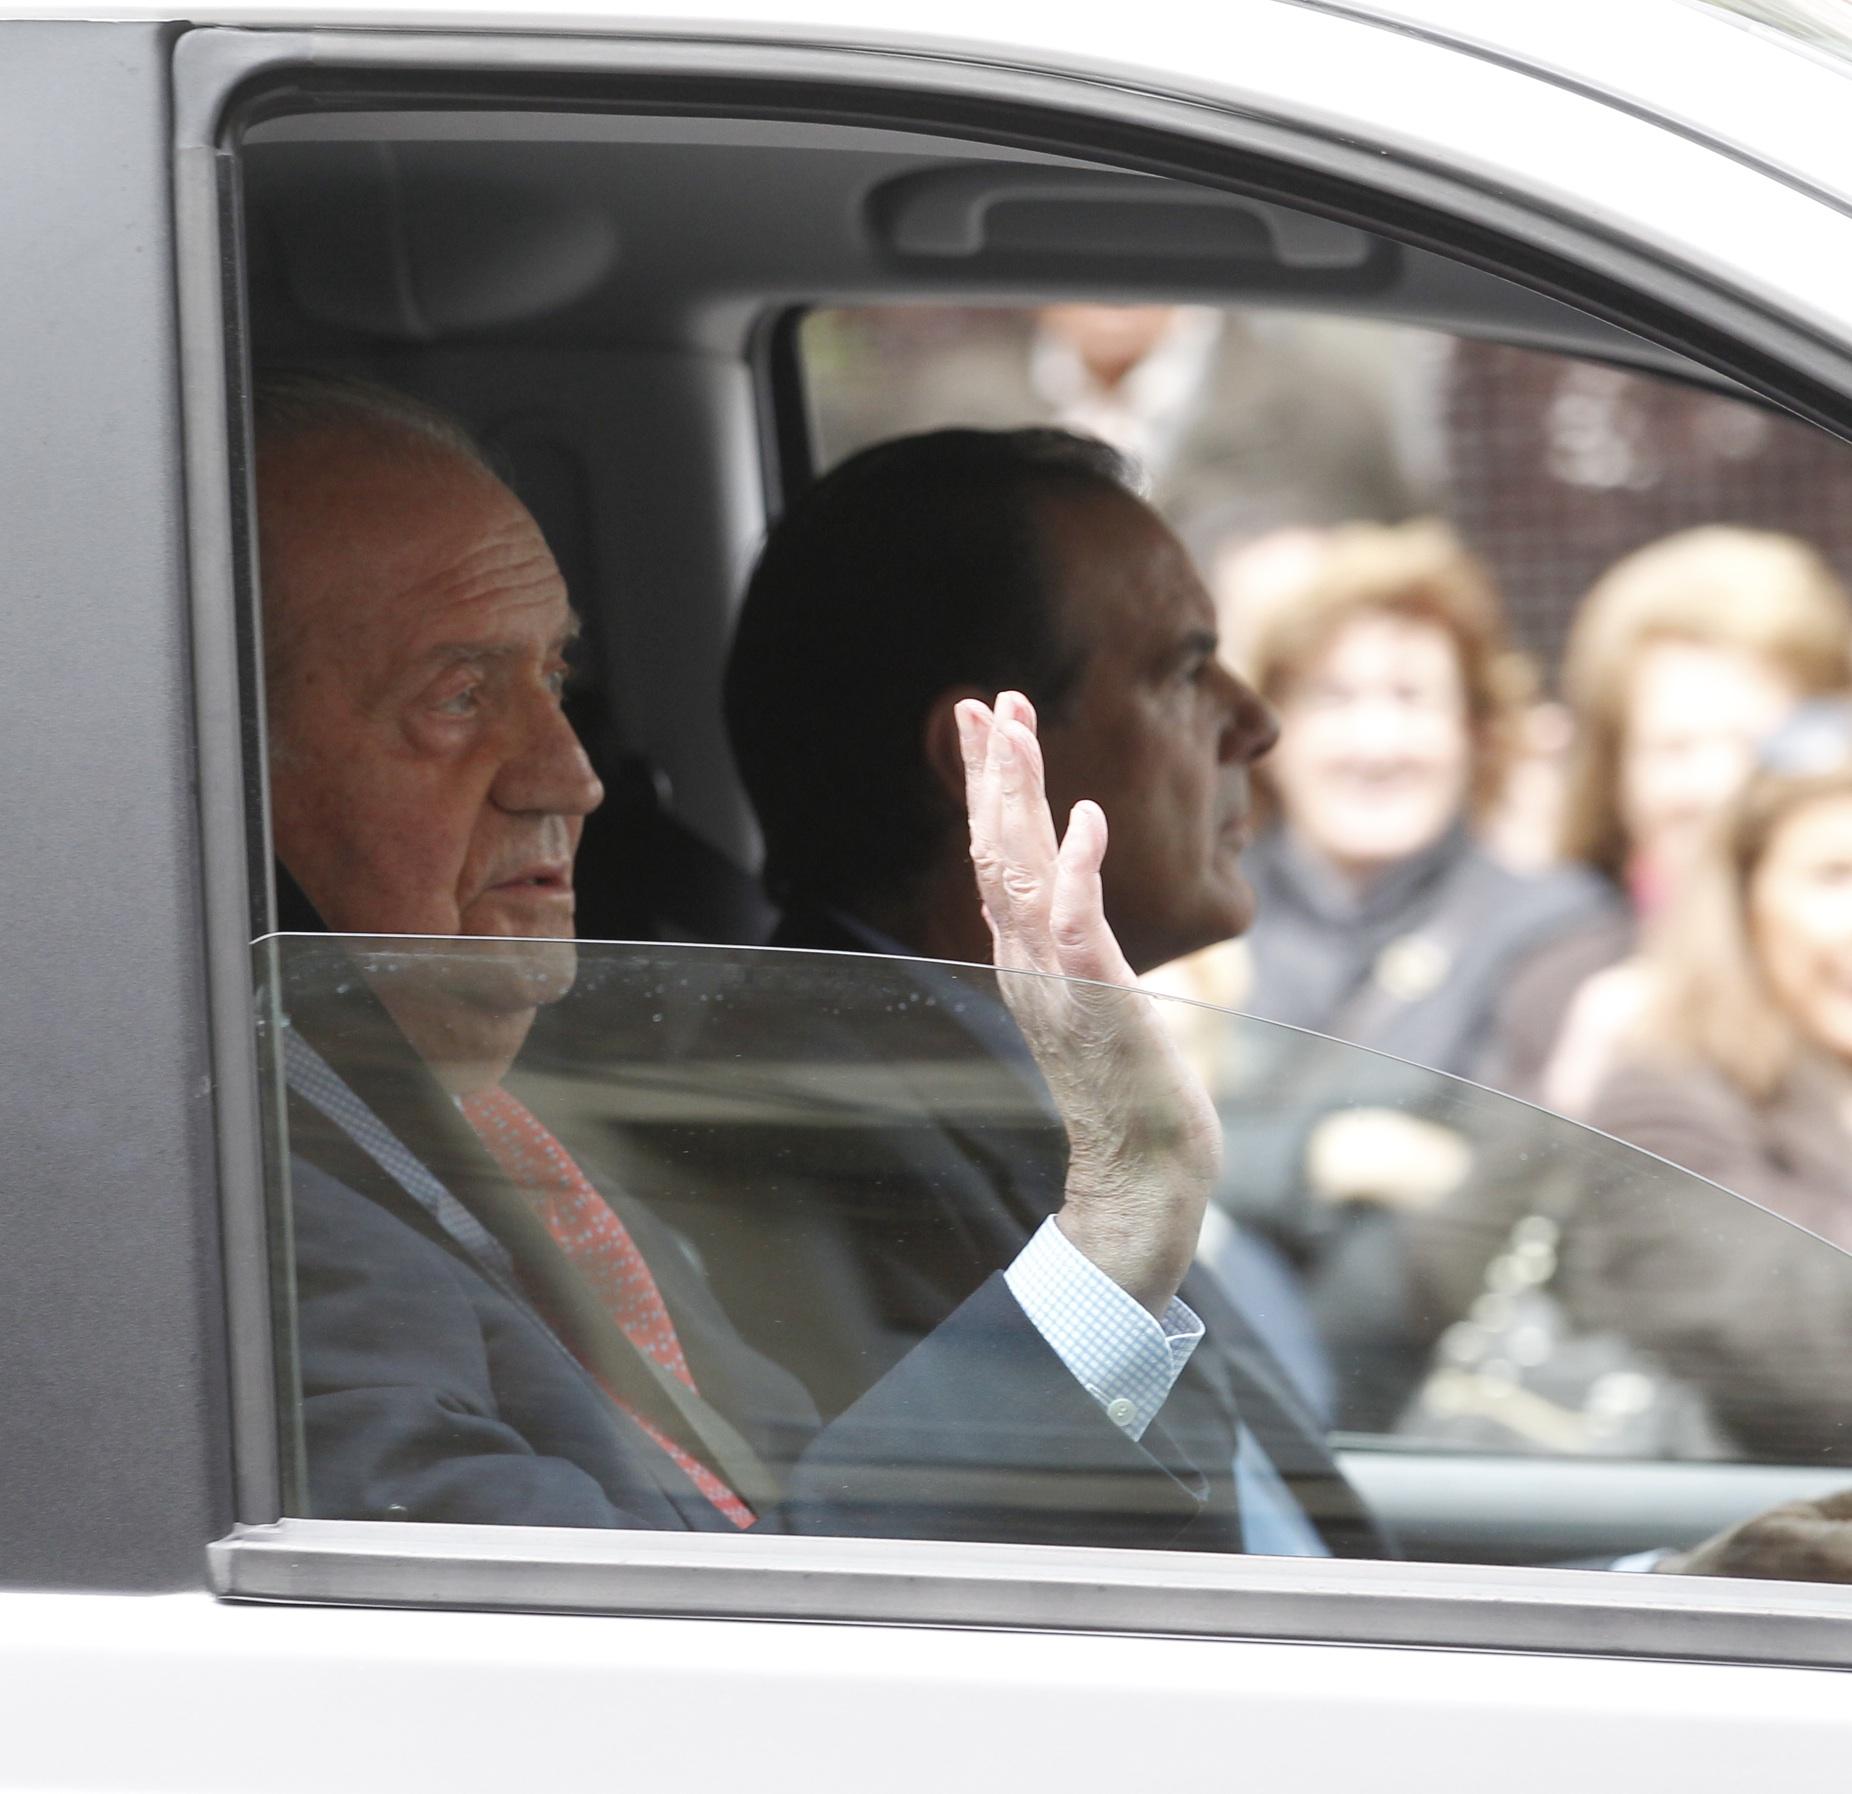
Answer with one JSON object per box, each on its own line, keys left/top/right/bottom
{"left": 1003, "top": 1216, "right": 1203, "bottom": 1441}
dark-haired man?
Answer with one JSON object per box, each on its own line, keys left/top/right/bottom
{"left": 728, "top": 429, "right": 1278, "bottom": 975}
{"left": 648, "top": 428, "right": 1394, "bottom": 1557}
{"left": 684, "top": 427, "right": 1852, "bottom": 1575}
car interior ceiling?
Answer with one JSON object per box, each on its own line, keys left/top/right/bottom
{"left": 238, "top": 106, "right": 1757, "bottom": 949}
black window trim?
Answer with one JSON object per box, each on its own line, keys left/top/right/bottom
{"left": 748, "top": 304, "right": 815, "bottom": 522}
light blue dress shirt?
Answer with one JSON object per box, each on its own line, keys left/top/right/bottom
{"left": 1005, "top": 1219, "right": 1328, "bottom": 1555}
{"left": 1004, "top": 1215, "right": 1203, "bottom": 1438}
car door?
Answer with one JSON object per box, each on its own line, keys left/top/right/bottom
{"left": 7, "top": 7, "right": 1852, "bottom": 1792}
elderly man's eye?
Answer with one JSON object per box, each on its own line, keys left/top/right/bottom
{"left": 433, "top": 684, "right": 482, "bottom": 717}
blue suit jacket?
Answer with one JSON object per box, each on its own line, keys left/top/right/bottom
{"left": 526, "top": 908, "right": 1387, "bottom": 1559}
{"left": 285, "top": 1018, "right": 1228, "bottom": 1549}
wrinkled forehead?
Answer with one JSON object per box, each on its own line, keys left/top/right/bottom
{"left": 258, "top": 426, "right": 564, "bottom": 677}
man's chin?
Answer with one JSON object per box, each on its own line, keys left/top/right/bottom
{"left": 363, "top": 930, "right": 579, "bottom": 1020}
{"left": 1132, "top": 889, "right": 1254, "bottom": 977}
{"left": 358, "top": 933, "right": 577, "bottom": 1092}
{"left": 462, "top": 932, "right": 581, "bottom": 1011}
{"left": 1204, "top": 868, "right": 1259, "bottom": 945}
{"left": 1227, "top": 880, "right": 1259, "bottom": 941}
{"left": 458, "top": 894, "right": 583, "bottom": 1008}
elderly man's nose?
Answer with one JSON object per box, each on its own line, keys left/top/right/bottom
{"left": 498, "top": 699, "right": 604, "bottom": 816}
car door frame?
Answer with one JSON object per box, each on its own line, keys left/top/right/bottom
{"left": 174, "top": 15, "right": 1852, "bottom": 1670}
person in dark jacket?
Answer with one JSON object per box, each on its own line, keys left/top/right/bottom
{"left": 1203, "top": 520, "right": 1615, "bottom": 1426}
{"left": 257, "top": 377, "right": 1234, "bottom": 1549}
{"left": 665, "top": 425, "right": 1380, "bottom": 1556}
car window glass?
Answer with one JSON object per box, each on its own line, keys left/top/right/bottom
{"left": 802, "top": 307, "right": 1852, "bottom": 683}
{"left": 1698, "top": 0, "right": 1852, "bottom": 68}
{"left": 259, "top": 932, "right": 1852, "bottom": 1569}
{"left": 801, "top": 307, "right": 1852, "bottom": 1218}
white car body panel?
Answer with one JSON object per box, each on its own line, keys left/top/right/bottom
{"left": 6, "top": 1587, "right": 1852, "bottom": 1793}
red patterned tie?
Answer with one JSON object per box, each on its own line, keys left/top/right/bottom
{"left": 458, "top": 1085, "right": 755, "bottom": 1529}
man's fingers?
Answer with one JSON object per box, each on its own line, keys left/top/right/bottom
{"left": 959, "top": 701, "right": 1039, "bottom": 955}
{"left": 997, "top": 690, "right": 1038, "bottom": 734}
{"left": 1748, "top": 1508, "right": 1852, "bottom": 1583}
{"left": 996, "top": 720, "right": 1057, "bottom": 857}
{"left": 954, "top": 698, "right": 992, "bottom": 790}
{"left": 958, "top": 690, "right": 1077, "bottom": 974}
{"left": 978, "top": 722, "right": 1050, "bottom": 966}
{"left": 1671, "top": 1491, "right": 1852, "bottom": 1583}
{"left": 1050, "top": 800, "right": 1134, "bottom": 989}
{"left": 957, "top": 699, "right": 1004, "bottom": 917}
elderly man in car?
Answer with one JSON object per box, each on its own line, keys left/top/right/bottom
{"left": 259, "top": 375, "right": 1847, "bottom": 1577}
{"left": 258, "top": 374, "right": 1239, "bottom": 1546}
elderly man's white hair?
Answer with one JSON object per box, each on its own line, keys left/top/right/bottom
{"left": 253, "top": 372, "right": 508, "bottom": 741}
{"left": 252, "top": 369, "right": 497, "bottom": 476}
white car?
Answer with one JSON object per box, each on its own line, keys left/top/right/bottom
{"left": 6, "top": 3, "right": 1852, "bottom": 1788}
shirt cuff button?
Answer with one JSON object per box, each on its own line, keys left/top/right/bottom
{"left": 1106, "top": 1396, "right": 1136, "bottom": 1427}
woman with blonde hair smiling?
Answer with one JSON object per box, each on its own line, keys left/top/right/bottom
{"left": 1568, "top": 701, "right": 1852, "bottom": 1461}
{"left": 1496, "top": 525, "right": 1852, "bottom": 1110}
{"left": 1207, "top": 519, "right": 1615, "bottom": 1428}
{"left": 1235, "top": 517, "right": 1613, "bottom": 1078}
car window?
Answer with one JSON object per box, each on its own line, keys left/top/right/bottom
{"left": 801, "top": 306, "right": 1852, "bottom": 677}
{"left": 801, "top": 306, "right": 1852, "bottom": 1205}
{"left": 219, "top": 60, "right": 1852, "bottom": 1649}
{"left": 259, "top": 931, "right": 1852, "bottom": 1568}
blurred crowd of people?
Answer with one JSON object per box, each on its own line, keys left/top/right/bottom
{"left": 1183, "top": 514, "right": 1852, "bottom": 1458}
{"left": 811, "top": 301, "right": 1852, "bottom": 1461}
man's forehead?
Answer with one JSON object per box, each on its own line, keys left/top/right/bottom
{"left": 419, "top": 607, "right": 584, "bottom": 665}
{"left": 1043, "top": 485, "right": 1212, "bottom": 648}
{"left": 263, "top": 429, "right": 569, "bottom": 661}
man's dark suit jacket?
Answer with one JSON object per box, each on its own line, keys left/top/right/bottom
{"left": 279, "top": 940, "right": 1231, "bottom": 1549}
{"left": 572, "top": 905, "right": 1386, "bottom": 1559}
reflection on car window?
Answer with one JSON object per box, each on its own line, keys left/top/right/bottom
{"left": 260, "top": 932, "right": 1852, "bottom": 1570}
{"left": 799, "top": 310, "right": 1852, "bottom": 1425}
{"left": 1169, "top": 992, "right": 1849, "bottom": 1464}
{"left": 1698, "top": 0, "right": 1852, "bottom": 70}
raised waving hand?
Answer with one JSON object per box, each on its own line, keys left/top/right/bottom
{"left": 956, "top": 691, "right": 1220, "bottom": 1315}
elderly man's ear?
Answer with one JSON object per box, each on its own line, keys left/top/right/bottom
{"left": 923, "top": 686, "right": 996, "bottom": 809}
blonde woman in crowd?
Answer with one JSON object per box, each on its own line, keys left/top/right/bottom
{"left": 1493, "top": 526, "right": 1852, "bottom": 1111}
{"left": 1236, "top": 519, "right": 1613, "bottom": 1077}
{"left": 1565, "top": 701, "right": 1852, "bottom": 1462}
{"left": 1196, "top": 520, "right": 1615, "bottom": 1428}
